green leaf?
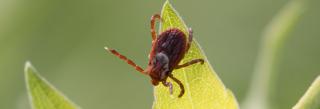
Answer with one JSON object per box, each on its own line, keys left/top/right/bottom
{"left": 25, "top": 61, "right": 80, "bottom": 109}
{"left": 152, "top": 1, "right": 239, "bottom": 109}
{"left": 293, "top": 75, "right": 320, "bottom": 109}
{"left": 242, "top": 0, "right": 305, "bottom": 109}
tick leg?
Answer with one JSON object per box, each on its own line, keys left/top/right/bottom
{"left": 162, "top": 81, "right": 173, "bottom": 95}
{"left": 186, "top": 28, "right": 193, "bottom": 52}
{"left": 175, "top": 58, "right": 204, "bottom": 69}
{"left": 169, "top": 74, "right": 185, "bottom": 98}
{"left": 105, "top": 47, "right": 146, "bottom": 75}
{"left": 150, "top": 14, "right": 161, "bottom": 41}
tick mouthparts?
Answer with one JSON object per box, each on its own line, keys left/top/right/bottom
{"left": 168, "top": 82, "right": 173, "bottom": 95}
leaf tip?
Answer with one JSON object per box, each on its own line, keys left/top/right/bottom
{"left": 24, "top": 61, "right": 35, "bottom": 109}
{"left": 24, "top": 61, "right": 37, "bottom": 84}
{"left": 162, "top": 0, "right": 173, "bottom": 13}
{"left": 24, "top": 61, "right": 32, "bottom": 73}
{"left": 24, "top": 61, "right": 39, "bottom": 83}
{"left": 24, "top": 61, "right": 81, "bottom": 109}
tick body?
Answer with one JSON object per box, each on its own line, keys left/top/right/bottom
{"left": 106, "top": 14, "right": 204, "bottom": 97}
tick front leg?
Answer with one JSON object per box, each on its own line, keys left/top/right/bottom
{"left": 175, "top": 58, "right": 204, "bottom": 69}
{"left": 169, "top": 74, "right": 185, "bottom": 98}
{"left": 104, "top": 47, "right": 146, "bottom": 75}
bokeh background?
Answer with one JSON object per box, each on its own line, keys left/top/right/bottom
{"left": 0, "top": 0, "right": 319, "bottom": 109}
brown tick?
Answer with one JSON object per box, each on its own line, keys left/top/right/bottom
{"left": 105, "top": 14, "right": 204, "bottom": 97}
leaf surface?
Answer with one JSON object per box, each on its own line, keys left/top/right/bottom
{"left": 25, "top": 62, "right": 80, "bottom": 109}
{"left": 293, "top": 75, "right": 320, "bottom": 109}
{"left": 152, "top": 1, "right": 239, "bottom": 109}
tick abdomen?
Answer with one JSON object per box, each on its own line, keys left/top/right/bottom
{"left": 155, "top": 28, "right": 187, "bottom": 70}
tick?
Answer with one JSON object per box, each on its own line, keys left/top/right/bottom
{"left": 105, "top": 14, "right": 204, "bottom": 97}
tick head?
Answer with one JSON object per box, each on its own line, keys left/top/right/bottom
{"left": 147, "top": 52, "right": 170, "bottom": 85}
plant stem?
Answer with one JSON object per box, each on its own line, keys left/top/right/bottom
{"left": 241, "top": 0, "right": 305, "bottom": 109}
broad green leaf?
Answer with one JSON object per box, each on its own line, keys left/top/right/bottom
{"left": 242, "top": 0, "right": 305, "bottom": 109}
{"left": 152, "top": 1, "right": 239, "bottom": 109}
{"left": 25, "top": 62, "right": 80, "bottom": 109}
{"left": 293, "top": 75, "right": 320, "bottom": 109}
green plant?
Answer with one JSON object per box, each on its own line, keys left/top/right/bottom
{"left": 24, "top": 0, "right": 319, "bottom": 109}
{"left": 25, "top": 62, "right": 79, "bottom": 109}
{"left": 152, "top": 1, "right": 238, "bottom": 108}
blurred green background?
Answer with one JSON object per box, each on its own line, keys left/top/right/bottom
{"left": 0, "top": 0, "right": 319, "bottom": 109}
